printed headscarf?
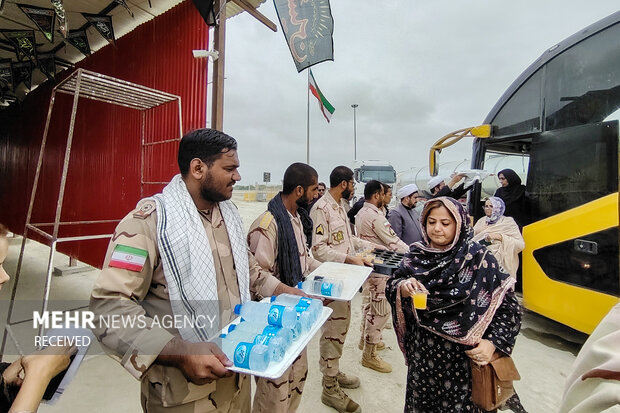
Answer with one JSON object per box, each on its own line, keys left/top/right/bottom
{"left": 486, "top": 196, "right": 505, "bottom": 224}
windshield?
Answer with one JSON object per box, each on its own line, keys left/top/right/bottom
{"left": 358, "top": 167, "right": 397, "bottom": 183}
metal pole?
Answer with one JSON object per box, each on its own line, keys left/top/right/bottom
{"left": 306, "top": 70, "right": 310, "bottom": 164}
{"left": 351, "top": 104, "right": 358, "bottom": 160}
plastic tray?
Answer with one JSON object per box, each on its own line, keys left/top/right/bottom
{"left": 302, "top": 261, "right": 373, "bottom": 301}
{"left": 372, "top": 249, "right": 406, "bottom": 276}
{"left": 225, "top": 300, "right": 332, "bottom": 379}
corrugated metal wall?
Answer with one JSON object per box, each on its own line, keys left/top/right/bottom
{"left": 0, "top": 0, "right": 208, "bottom": 268}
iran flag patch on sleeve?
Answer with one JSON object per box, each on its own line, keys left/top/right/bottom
{"left": 109, "top": 244, "right": 148, "bottom": 272}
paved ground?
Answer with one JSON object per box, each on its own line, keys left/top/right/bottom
{"left": 0, "top": 196, "right": 588, "bottom": 413}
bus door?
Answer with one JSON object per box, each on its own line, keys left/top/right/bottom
{"left": 523, "top": 120, "right": 620, "bottom": 333}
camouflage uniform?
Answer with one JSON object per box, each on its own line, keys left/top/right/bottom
{"left": 309, "top": 192, "right": 376, "bottom": 377}
{"left": 247, "top": 210, "right": 321, "bottom": 413}
{"left": 90, "top": 200, "right": 278, "bottom": 412}
{"left": 355, "top": 203, "right": 408, "bottom": 345}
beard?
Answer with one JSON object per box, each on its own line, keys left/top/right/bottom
{"left": 341, "top": 188, "right": 351, "bottom": 200}
{"left": 200, "top": 185, "right": 229, "bottom": 202}
{"left": 296, "top": 196, "right": 309, "bottom": 209}
{"left": 200, "top": 172, "right": 232, "bottom": 203}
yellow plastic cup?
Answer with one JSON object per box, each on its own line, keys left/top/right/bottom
{"left": 413, "top": 292, "right": 428, "bottom": 310}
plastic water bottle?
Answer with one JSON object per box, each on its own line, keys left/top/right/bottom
{"left": 298, "top": 276, "right": 343, "bottom": 297}
{"left": 232, "top": 321, "right": 294, "bottom": 347}
{"left": 234, "top": 302, "right": 298, "bottom": 329}
{"left": 226, "top": 325, "right": 285, "bottom": 362}
{"left": 220, "top": 334, "right": 270, "bottom": 371}
{"left": 271, "top": 294, "right": 322, "bottom": 324}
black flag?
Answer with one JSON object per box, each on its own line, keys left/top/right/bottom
{"left": 82, "top": 13, "right": 115, "bottom": 45}
{"left": 0, "top": 59, "right": 12, "bottom": 87}
{"left": 50, "top": 0, "right": 68, "bottom": 38}
{"left": 11, "top": 61, "right": 33, "bottom": 90}
{"left": 37, "top": 52, "right": 56, "bottom": 80}
{"left": 65, "top": 30, "right": 91, "bottom": 56}
{"left": 273, "top": 0, "right": 334, "bottom": 72}
{"left": 17, "top": 4, "right": 56, "bottom": 43}
{"left": 1, "top": 30, "right": 37, "bottom": 62}
{"left": 192, "top": 0, "right": 216, "bottom": 26}
{"left": 114, "top": 0, "right": 134, "bottom": 18}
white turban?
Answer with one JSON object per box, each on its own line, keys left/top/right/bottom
{"left": 397, "top": 184, "right": 419, "bottom": 199}
{"left": 427, "top": 176, "right": 445, "bottom": 191}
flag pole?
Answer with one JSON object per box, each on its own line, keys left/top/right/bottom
{"left": 306, "top": 69, "right": 310, "bottom": 164}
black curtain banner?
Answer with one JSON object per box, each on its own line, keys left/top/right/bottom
{"left": 17, "top": 4, "right": 56, "bottom": 43}
{"left": 37, "top": 52, "right": 56, "bottom": 80}
{"left": 1, "top": 30, "right": 37, "bottom": 62}
{"left": 50, "top": 0, "right": 68, "bottom": 38}
{"left": 82, "top": 13, "right": 115, "bottom": 45}
{"left": 0, "top": 59, "right": 12, "bottom": 88}
{"left": 272, "top": 0, "right": 334, "bottom": 73}
{"left": 65, "top": 29, "right": 91, "bottom": 56}
{"left": 11, "top": 60, "right": 33, "bottom": 90}
{"left": 192, "top": 0, "right": 216, "bottom": 26}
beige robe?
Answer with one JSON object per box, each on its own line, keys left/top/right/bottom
{"left": 472, "top": 215, "right": 524, "bottom": 278}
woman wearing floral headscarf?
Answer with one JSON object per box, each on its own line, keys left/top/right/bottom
{"left": 472, "top": 197, "right": 524, "bottom": 280}
{"left": 386, "top": 197, "right": 521, "bottom": 412}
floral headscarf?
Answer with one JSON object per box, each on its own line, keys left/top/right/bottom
{"left": 392, "top": 197, "right": 515, "bottom": 351}
{"left": 486, "top": 196, "right": 505, "bottom": 224}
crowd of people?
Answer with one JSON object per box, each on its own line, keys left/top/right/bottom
{"left": 0, "top": 129, "right": 616, "bottom": 413}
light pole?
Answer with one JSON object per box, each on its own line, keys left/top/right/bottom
{"left": 351, "top": 104, "right": 358, "bottom": 160}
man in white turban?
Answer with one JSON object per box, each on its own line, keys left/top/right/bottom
{"left": 387, "top": 184, "right": 424, "bottom": 245}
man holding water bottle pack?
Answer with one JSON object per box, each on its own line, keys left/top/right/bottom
{"left": 247, "top": 162, "right": 322, "bottom": 413}
{"left": 310, "top": 166, "right": 384, "bottom": 413}
{"left": 90, "top": 129, "right": 301, "bottom": 413}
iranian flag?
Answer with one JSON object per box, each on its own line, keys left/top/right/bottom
{"left": 109, "top": 244, "right": 148, "bottom": 271}
{"left": 309, "top": 69, "right": 335, "bottom": 122}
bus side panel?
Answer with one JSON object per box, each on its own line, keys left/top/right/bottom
{"left": 523, "top": 193, "right": 620, "bottom": 334}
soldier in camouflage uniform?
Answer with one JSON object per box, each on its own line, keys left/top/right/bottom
{"left": 354, "top": 181, "right": 408, "bottom": 374}
{"left": 247, "top": 163, "right": 321, "bottom": 413}
{"left": 309, "top": 166, "right": 381, "bottom": 413}
{"left": 90, "top": 129, "right": 295, "bottom": 413}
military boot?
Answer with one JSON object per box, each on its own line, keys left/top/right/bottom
{"left": 361, "top": 343, "right": 392, "bottom": 373}
{"left": 359, "top": 337, "right": 385, "bottom": 351}
{"left": 321, "top": 375, "right": 362, "bottom": 413}
{"left": 336, "top": 371, "right": 360, "bottom": 389}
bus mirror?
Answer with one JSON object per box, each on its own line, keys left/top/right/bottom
{"left": 470, "top": 124, "right": 491, "bottom": 138}
{"left": 429, "top": 149, "right": 439, "bottom": 176}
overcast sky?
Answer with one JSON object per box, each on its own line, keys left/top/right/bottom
{"left": 218, "top": 1, "right": 619, "bottom": 186}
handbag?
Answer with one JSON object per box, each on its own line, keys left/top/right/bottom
{"left": 471, "top": 352, "right": 521, "bottom": 411}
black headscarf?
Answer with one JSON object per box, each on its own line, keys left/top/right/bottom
{"left": 391, "top": 197, "right": 515, "bottom": 350}
{"left": 267, "top": 193, "right": 313, "bottom": 287}
{"left": 494, "top": 168, "right": 526, "bottom": 206}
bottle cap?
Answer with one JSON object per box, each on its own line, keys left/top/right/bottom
{"left": 234, "top": 304, "right": 242, "bottom": 315}
{"left": 228, "top": 324, "right": 237, "bottom": 332}
{"left": 270, "top": 296, "right": 277, "bottom": 302}
{"left": 297, "top": 281, "right": 303, "bottom": 289}
{"left": 219, "top": 333, "right": 226, "bottom": 338}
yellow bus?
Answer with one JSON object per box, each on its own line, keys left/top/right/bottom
{"left": 431, "top": 11, "right": 620, "bottom": 334}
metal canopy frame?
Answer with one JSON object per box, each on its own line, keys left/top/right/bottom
{"left": 1, "top": 69, "right": 183, "bottom": 357}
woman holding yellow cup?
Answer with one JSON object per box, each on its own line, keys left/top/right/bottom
{"left": 386, "top": 197, "right": 521, "bottom": 413}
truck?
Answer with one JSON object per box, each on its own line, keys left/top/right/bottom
{"left": 351, "top": 160, "right": 397, "bottom": 203}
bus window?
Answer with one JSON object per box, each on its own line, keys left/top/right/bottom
{"left": 544, "top": 23, "right": 620, "bottom": 131}
{"left": 527, "top": 122, "right": 618, "bottom": 222}
{"left": 492, "top": 70, "right": 542, "bottom": 136}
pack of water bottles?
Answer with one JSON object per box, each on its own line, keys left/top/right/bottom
{"left": 298, "top": 262, "right": 373, "bottom": 301}
{"left": 219, "top": 294, "right": 332, "bottom": 379}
